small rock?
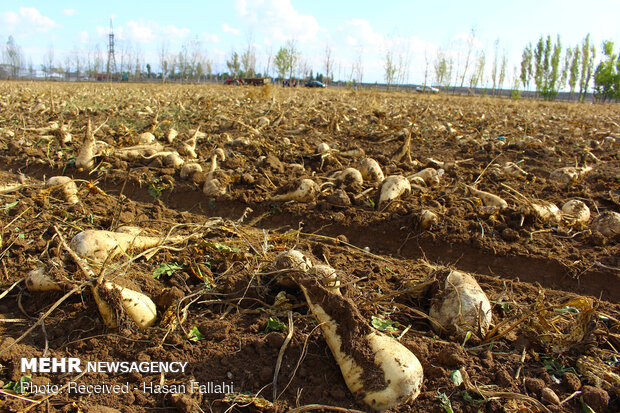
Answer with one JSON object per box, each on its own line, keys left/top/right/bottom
{"left": 524, "top": 377, "right": 545, "bottom": 395}
{"left": 495, "top": 369, "right": 513, "bottom": 388}
{"left": 581, "top": 385, "right": 609, "bottom": 412}
{"left": 325, "top": 189, "right": 351, "bottom": 207}
{"left": 157, "top": 287, "right": 185, "bottom": 309}
{"left": 264, "top": 332, "right": 284, "bottom": 349}
{"left": 540, "top": 387, "right": 560, "bottom": 405}
{"left": 562, "top": 372, "right": 581, "bottom": 392}
{"left": 241, "top": 173, "right": 255, "bottom": 185}
{"left": 501, "top": 228, "right": 520, "bottom": 242}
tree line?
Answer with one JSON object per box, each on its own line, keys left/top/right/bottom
{"left": 2, "top": 31, "right": 619, "bottom": 101}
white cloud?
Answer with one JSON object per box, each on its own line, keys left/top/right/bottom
{"left": 222, "top": 23, "right": 240, "bottom": 35}
{"left": 234, "top": 0, "right": 321, "bottom": 42}
{"left": 203, "top": 33, "right": 220, "bottom": 43}
{"left": 62, "top": 9, "right": 76, "bottom": 17}
{"left": 343, "top": 19, "right": 383, "bottom": 50}
{"left": 78, "top": 30, "right": 89, "bottom": 44}
{"left": 0, "top": 7, "right": 58, "bottom": 35}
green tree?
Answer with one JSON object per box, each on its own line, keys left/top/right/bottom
{"left": 532, "top": 35, "right": 562, "bottom": 100}
{"left": 273, "top": 40, "right": 298, "bottom": 82}
{"left": 226, "top": 51, "right": 241, "bottom": 78}
{"left": 520, "top": 43, "right": 533, "bottom": 89}
{"left": 434, "top": 49, "right": 450, "bottom": 89}
{"left": 274, "top": 47, "right": 290, "bottom": 80}
{"left": 593, "top": 40, "right": 618, "bottom": 102}
{"left": 568, "top": 45, "right": 581, "bottom": 99}
{"left": 578, "top": 34, "right": 596, "bottom": 102}
{"left": 533, "top": 37, "right": 545, "bottom": 94}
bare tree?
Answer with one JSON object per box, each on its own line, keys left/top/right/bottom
{"left": 159, "top": 42, "right": 169, "bottom": 83}
{"left": 323, "top": 44, "right": 334, "bottom": 83}
{"left": 353, "top": 48, "right": 364, "bottom": 84}
{"left": 3, "top": 36, "right": 24, "bottom": 78}
{"left": 459, "top": 27, "right": 476, "bottom": 89}
{"left": 423, "top": 48, "right": 431, "bottom": 87}
{"left": 263, "top": 45, "right": 273, "bottom": 78}
{"left": 93, "top": 44, "right": 104, "bottom": 75}
{"left": 469, "top": 50, "right": 485, "bottom": 89}
{"left": 396, "top": 40, "right": 410, "bottom": 86}
{"left": 384, "top": 49, "right": 397, "bottom": 89}
{"left": 498, "top": 52, "right": 507, "bottom": 95}
{"left": 491, "top": 39, "right": 499, "bottom": 95}
{"left": 44, "top": 45, "right": 55, "bottom": 79}
{"left": 240, "top": 33, "right": 256, "bottom": 77}
{"left": 72, "top": 47, "right": 82, "bottom": 80}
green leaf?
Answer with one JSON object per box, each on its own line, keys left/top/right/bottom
{"left": 461, "top": 330, "right": 472, "bottom": 347}
{"left": 207, "top": 242, "right": 240, "bottom": 254}
{"left": 147, "top": 181, "right": 166, "bottom": 200}
{"left": 554, "top": 306, "right": 580, "bottom": 314}
{"left": 371, "top": 316, "right": 400, "bottom": 332}
{"left": 187, "top": 326, "right": 203, "bottom": 342}
{"left": 264, "top": 317, "right": 287, "bottom": 333}
{"left": 153, "top": 262, "right": 183, "bottom": 279}
{"left": 436, "top": 392, "right": 454, "bottom": 413}
{"left": 1, "top": 201, "right": 18, "bottom": 211}
{"left": 3, "top": 375, "right": 31, "bottom": 394}
{"left": 450, "top": 369, "right": 463, "bottom": 386}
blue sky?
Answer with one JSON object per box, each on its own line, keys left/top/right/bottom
{"left": 1, "top": 0, "right": 619, "bottom": 85}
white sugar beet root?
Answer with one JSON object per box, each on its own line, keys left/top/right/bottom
{"left": 91, "top": 281, "right": 157, "bottom": 330}
{"left": 561, "top": 200, "right": 590, "bottom": 225}
{"left": 333, "top": 168, "right": 364, "bottom": 187}
{"left": 377, "top": 175, "right": 411, "bottom": 207}
{"left": 25, "top": 267, "right": 62, "bottom": 292}
{"left": 466, "top": 185, "right": 508, "bottom": 209}
{"left": 271, "top": 179, "right": 320, "bottom": 203}
{"left": 358, "top": 158, "right": 384, "bottom": 183}
{"left": 299, "top": 278, "right": 423, "bottom": 411}
{"left": 592, "top": 211, "right": 620, "bottom": 237}
{"left": 46, "top": 176, "right": 79, "bottom": 204}
{"left": 429, "top": 268, "right": 493, "bottom": 338}
{"left": 69, "top": 229, "right": 184, "bottom": 263}
{"left": 75, "top": 119, "right": 96, "bottom": 170}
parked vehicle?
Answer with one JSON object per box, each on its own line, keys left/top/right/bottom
{"left": 305, "top": 80, "right": 326, "bottom": 88}
{"left": 416, "top": 85, "right": 439, "bottom": 94}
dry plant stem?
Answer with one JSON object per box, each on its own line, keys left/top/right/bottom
{"left": 298, "top": 231, "right": 394, "bottom": 264}
{"left": 0, "top": 278, "right": 23, "bottom": 300}
{"left": 483, "top": 302, "right": 572, "bottom": 343}
{"left": 0, "top": 389, "right": 38, "bottom": 403}
{"left": 273, "top": 310, "right": 294, "bottom": 401}
{"left": 473, "top": 154, "right": 502, "bottom": 186}
{"left": 277, "top": 323, "right": 323, "bottom": 400}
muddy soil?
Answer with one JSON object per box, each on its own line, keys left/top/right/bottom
{"left": 0, "top": 82, "right": 618, "bottom": 413}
